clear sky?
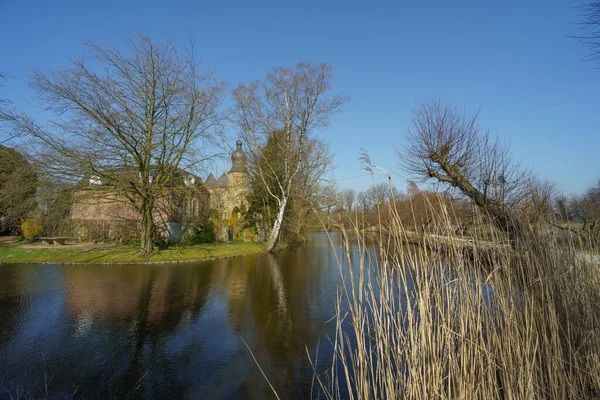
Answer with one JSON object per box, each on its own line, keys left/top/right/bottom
{"left": 1, "top": 0, "right": 598, "bottom": 194}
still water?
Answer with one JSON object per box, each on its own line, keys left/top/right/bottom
{"left": 0, "top": 232, "right": 354, "bottom": 399}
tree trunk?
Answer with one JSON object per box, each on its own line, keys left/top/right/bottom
{"left": 140, "top": 200, "right": 155, "bottom": 254}
{"left": 429, "top": 164, "right": 525, "bottom": 244}
{"left": 266, "top": 196, "right": 288, "bottom": 253}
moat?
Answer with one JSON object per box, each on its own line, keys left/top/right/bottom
{"left": 0, "top": 232, "right": 355, "bottom": 399}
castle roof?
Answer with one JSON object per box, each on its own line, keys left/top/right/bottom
{"left": 229, "top": 140, "right": 248, "bottom": 173}
{"left": 217, "top": 172, "right": 229, "bottom": 186}
{"left": 80, "top": 165, "right": 202, "bottom": 189}
{"left": 205, "top": 173, "right": 216, "bottom": 184}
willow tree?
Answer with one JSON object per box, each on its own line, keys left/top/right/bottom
{"left": 400, "top": 100, "right": 533, "bottom": 241}
{"left": 233, "top": 62, "right": 346, "bottom": 252}
{"left": 6, "top": 34, "right": 225, "bottom": 253}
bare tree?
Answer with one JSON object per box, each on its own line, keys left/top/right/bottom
{"left": 247, "top": 132, "right": 334, "bottom": 245}
{"left": 521, "top": 177, "right": 557, "bottom": 225}
{"left": 0, "top": 72, "right": 9, "bottom": 104}
{"left": 582, "top": 179, "right": 600, "bottom": 216}
{"left": 233, "top": 62, "right": 347, "bottom": 252}
{"left": 581, "top": 179, "right": 600, "bottom": 243}
{"left": 292, "top": 138, "right": 335, "bottom": 237}
{"left": 372, "top": 182, "right": 402, "bottom": 207}
{"left": 356, "top": 183, "right": 401, "bottom": 214}
{"left": 0, "top": 72, "right": 24, "bottom": 144}
{"left": 5, "top": 34, "right": 225, "bottom": 253}
{"left": 406, "top": 180, "right": 421, "bottom": 197}
{"left": 576, "top": 2, "right": 600, "bottom": 62}
{"left": 400, "top": 100, "right": 531, "bottom": 240}
{"left": 339, "top": 188, "right": 356, "bottom": 213}
{"left": 314, "top": 182, "right": 339, "bottom": 229}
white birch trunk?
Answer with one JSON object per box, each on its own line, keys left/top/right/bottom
{"left": 266, "top": 195, "right": 288, "bottom": 252}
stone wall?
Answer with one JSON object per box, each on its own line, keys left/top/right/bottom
{"left": 71, "top": 188, "right": 209, "bottom": 241}
{"left": 226, "top": 171, "right": 249, "bottom": 213}
{"left": 70, "top": 141, "right": 250, "bottom": 242}
{"left": 71, "top": 190, "right": 139, "bottom": 221}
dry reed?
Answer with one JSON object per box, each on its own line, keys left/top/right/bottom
{"left": 319, "top": 196, "right": 600, "bottom": 399}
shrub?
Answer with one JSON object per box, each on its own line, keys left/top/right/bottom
{"left": 195, "top": 217, "right": 216, "bottom": 243}
{"left": 21, "top": 217, "right": 43, "bottom": 240}
{"left": 0, "top": 145, "right": 37, "bottom": 235}
{"left": 226, "top": 212, "right": 244, "bottom": 241}
{"left": 242, "top": 227, "right": 258, "bottom": 243}
{"left": 180, "top": 215, "right": 216, "bottom": 245}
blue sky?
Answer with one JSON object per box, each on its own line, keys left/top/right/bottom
{"left": 1, "top": 0, "right": 599, "bottom": 194}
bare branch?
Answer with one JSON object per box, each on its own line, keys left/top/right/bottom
{"left": 4, "top": 34, "right": 225, "bottom": 253}
{"left": 232, "top": 62, "right": 347, "bottom": 251}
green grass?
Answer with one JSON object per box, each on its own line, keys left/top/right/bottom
{"left": 0, "top": 242, "right": 264, "bottom": 264}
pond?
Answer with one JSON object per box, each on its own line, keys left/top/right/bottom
{"left": 0, "top": 232, "right": 356, "bottom": 399}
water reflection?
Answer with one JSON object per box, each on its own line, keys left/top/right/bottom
{"left": 0, "top": 233, "right": 347, "bottom": 399}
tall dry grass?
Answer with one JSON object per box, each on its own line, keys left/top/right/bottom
{"left": 318, "top": 197, "right": 600, "bottom": 399}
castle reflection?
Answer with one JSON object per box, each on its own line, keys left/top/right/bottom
{"left": 0, "top": 233, "right": 347, "bottom": 399}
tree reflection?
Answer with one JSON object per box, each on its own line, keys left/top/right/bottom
{"left": 0, "top": 234, "right": 344, "bottom": 399}
{"left": 0, "top": 266, "right": 27, "bottom": 344}
{"left": 221, "top": 244, "right": 335, "bottom": 398}
{"left": 61, "top": 264, "right": 215, "bottom": 397}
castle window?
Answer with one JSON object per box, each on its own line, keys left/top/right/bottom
{"left": 191, "top": 199, "right": 198, "bottom": 216}
{"left": 184, "top": 175, "right": 196, "bottom": 186}
{"left": 182, "top": 198, "right": 189, "bottom": 215}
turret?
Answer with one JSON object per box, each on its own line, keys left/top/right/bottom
{"left": 229, "top": 140, "right": 248, "bottom": 173}
{"left": 226, "top": 140, "right": 249, "bottom": 211}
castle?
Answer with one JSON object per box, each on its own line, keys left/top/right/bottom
{"left": 205, "top": 140, "right": 249, "bottom": 221}
{"left": 70, "top": 140, "right": 250, "bottom": 242}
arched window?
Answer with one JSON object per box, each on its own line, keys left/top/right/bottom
{"left": 191, "top": 199, "right": 198, "bottom": 216}
{"left": 182, "top": 198, "right": 189, "bottom": 216}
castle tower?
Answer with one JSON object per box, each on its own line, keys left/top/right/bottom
{"left": 226, "top": 140, "right": 249, "bottom": 212}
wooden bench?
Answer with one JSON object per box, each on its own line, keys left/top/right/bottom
{"left": 37, "top": 237, "right": 68, "bottom": 245}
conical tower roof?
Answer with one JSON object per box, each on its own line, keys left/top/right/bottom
{"left": 217, "top": 172, "right": 229, "bottom": 186}
{"left": 205, "top": 173, "right": 216, "bottom": 184}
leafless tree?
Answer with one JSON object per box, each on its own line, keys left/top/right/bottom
{"left": 338, "top": 188, "right": 356, "bottom": 213}
{"left": 406, "top": 180, "right": 421, "bottom": 197}
{"left": 233, "top": 62, "right": 347, "bottom": 252}
{"left": 521, "top": 177, "right": 557, "bottom": 225}
{"left": 400, "top": 100, "right": 532, "bottom": 240}
{"left": 356, "top": 183, "right": 401, "bottom": 214}
{"left": 0, "top": 72, "right": 24, "bottom": 144}
{"left": 0, "top": 72, "right": 9, "bottom": 103}
{"left": 4, "top": 34, "right": 225, "bottom": 253}
{"left": 356, "top": 190, "right": 373, "bottom": 213}
{"left": 579, "top": 179, "right": 600, "bottom": 243}
{"left": 295, "top": 138, "right": 335, "bottom": 207}
{"left": 314, "top": 182, "right": 339, "bottom": 229}
{"left": 576, "top": 2, "right": 600, "bottom": 62}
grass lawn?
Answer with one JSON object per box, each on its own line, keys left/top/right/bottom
{"left": 0, "top": 240, "right": 264, "bottom": 264}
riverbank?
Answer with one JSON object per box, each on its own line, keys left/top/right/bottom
{"left": 362, "top": 227, "right": 600, "bottom": 265}
{"left": 0, "top": 238, "right": 264, "bottom": 264}
{"left": 362, "top": 227, "right": 511, "bottom": 250}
